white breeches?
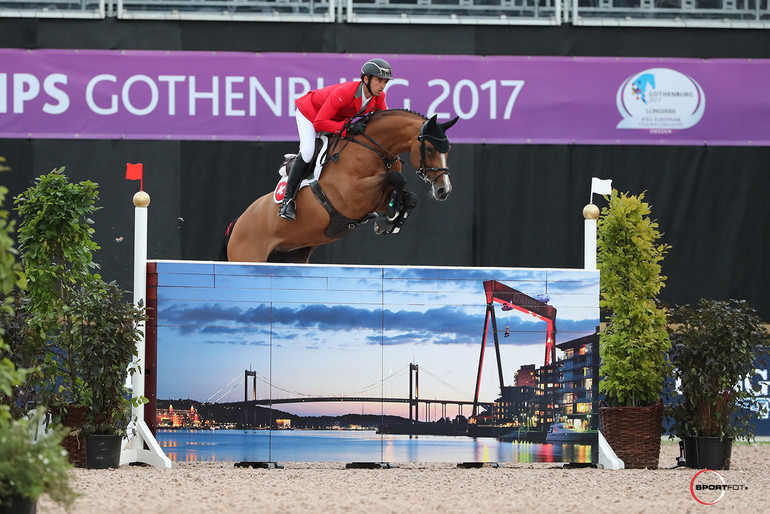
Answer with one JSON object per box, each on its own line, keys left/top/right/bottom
{"left": 295, "top": 109, "right": 319, "bottom": 163}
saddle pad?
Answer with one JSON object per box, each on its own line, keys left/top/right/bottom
{"left": 273, "top": 136, "right": 329, "bottom": 204}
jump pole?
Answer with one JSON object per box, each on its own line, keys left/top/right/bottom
{"left": 120, "top": 189, "right": 172, "bottom": 468}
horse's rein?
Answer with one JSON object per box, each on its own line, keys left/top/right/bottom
{"left": 341, "top": 133, "right": 400, "bottom": 170}
{"left": 333, "top": 131, "right": 450, "bottom": 186}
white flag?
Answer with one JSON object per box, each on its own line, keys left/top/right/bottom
{"left": 591, "top": 177, "right": 613, "bottom": 195}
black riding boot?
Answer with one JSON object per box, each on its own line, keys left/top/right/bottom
{"left": 277, "top": 156, "right": 309, "bottom": 221}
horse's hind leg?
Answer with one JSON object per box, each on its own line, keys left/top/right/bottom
{"left": 219, "top": 218, "right": 238, "bottom": 261}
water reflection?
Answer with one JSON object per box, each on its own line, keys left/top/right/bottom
{"left": 507, "top": 441, "right": 596, "bottom": 464}
{"left": 157, "top": 429, "right": 597, "bottom": 464}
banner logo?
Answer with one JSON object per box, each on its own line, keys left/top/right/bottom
{"left": 616, "top": 68, "right": 705, "bottom": 132}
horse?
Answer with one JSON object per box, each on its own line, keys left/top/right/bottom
{"left": 221, "top": 109, "right": 459, "bottom": 263}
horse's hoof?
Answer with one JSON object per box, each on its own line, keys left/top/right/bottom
{"left": 374, "top": 219, "right": 393, "bottom": 235}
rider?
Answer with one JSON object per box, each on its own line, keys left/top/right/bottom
{"left": 277, "top": 57, "right": 393, "bottom": 221}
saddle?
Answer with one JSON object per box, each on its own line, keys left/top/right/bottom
{"left": 271, "top": 136, "right": 378, "bottom": 239}
{"left": 272, "top": 137, "right": 328, "bottom": 204}
{"left": 271, "top": 134, "right": 413, "bottom": 239}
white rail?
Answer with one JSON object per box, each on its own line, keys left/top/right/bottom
{"left": 1, "top": 0, "right": 767, "bottom": 26}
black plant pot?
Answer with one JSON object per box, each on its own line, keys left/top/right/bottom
{"left": 84, "top": 434, "right": 123, "bottom": 469}
{"left": 682, "top": 436, "right": 733, "bottom": 470}
{"left": 0, "top": 494, "right": 36, "bottom": 514}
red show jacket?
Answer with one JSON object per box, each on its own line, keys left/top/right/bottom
{"left": 295, "top": 80, "right": 388, "bottom": 134}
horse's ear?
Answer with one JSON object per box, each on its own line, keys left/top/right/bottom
{"left": 440, "top": 116, "right": 459, "bottom": 132}
{"left": 426, "top": 114, "right": 439, "bottom": 130}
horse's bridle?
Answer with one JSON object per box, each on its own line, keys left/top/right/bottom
{"left": 416, "top": 132, "right": 451, "bottom": 186}
{"left": 330, "top": 123, "right": 450, "bottom": 185}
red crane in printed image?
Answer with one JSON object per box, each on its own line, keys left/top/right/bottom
{"left": 472, "top": 280, "right": 557, "bottom": 417}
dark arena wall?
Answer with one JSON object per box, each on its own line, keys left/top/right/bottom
{"left": 1, "top": 19, "right": 769, "bottom": 318}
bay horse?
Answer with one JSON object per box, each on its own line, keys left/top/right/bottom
{"left": 222, "top": 109, "right": 459, "bottom": 263}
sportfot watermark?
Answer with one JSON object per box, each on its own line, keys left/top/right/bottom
{"left": 689, "top": 469, "right": 748, "bottom": 505}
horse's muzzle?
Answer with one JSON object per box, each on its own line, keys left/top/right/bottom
{"left": 432, "top": 174, "right": 452, "bottom": 201}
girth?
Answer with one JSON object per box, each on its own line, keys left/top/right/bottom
{"left": 309, "top": 181, "right": 378, "bottom": 239}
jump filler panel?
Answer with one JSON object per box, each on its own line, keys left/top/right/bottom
{"left": 146, "top": 261, "right": 600, "bottom": 464}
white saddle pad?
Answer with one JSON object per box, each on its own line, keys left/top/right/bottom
{"left": 273, "top": 136, "right": 329, "bottom": 204}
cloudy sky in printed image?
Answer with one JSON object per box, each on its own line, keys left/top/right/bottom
{"left": 155, "top": 262, "right": 599, "bottom": 417}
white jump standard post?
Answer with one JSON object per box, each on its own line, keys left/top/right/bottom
{"left": 120, "top": 189, "right": 172, "bottom": 468}
{"left": 584, "top": 177, "right": 624, "bottom": 470}
{"left": 583, "top": 203, "right": 599, "bottom": 271}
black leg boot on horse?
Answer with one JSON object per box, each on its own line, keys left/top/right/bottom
{"left": 375, "top": 190, "right": 417, "bottom": 235}
{"left": 278, "top": 155, "right": 309, "bottom": 221}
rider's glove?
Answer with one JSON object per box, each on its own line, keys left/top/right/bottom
{"left": 346, "top": 117, "right": 368, "bottom": 137}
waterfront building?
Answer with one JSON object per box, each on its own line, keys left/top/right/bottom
{"left": 493, "top": 385, "right": 536, "bottom": 427}
{"left": 157, "top": 403, "right": 202, "bottom": 429}
{"left": 534, "top": 365, "right": 560, "bottom": 428}
{"left": 555, "top": 332, "right": 600, "bottom": 430}
{"left": 514, "top": 364, "right": 537, "bottom": 388}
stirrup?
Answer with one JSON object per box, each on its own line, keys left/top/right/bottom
{"left": 277, "top": 199, "right": 296, "bottom": 221}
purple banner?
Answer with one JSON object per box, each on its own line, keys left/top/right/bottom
{"left": 1, "top": 49, "right": 768, "bottom": 145}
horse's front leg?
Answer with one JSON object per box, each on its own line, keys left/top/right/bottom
{"left": 372, "top": 170, "right": 414, "bottom": 235}
{"left": 375, "top": 190, "right": 417, "bottom": 235}
{"left": 381, "top": 171, "right": 406, "bottom": 219}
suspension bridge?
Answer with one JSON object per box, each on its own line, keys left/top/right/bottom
{"left": 206, "top": 364, "right": 493, "bottom": 422}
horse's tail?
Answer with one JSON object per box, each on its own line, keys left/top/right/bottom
{"left": 218, "top": 217, "right": 238, "bottom": 261}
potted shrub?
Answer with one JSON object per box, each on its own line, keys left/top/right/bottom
{"left": 0, "top": 405, "right": 78, "bottom": 513}
{"left": 0, "top": 175, "right": 38, "bottom": 421}
{"left": 14, "top": 168, "right": 101, "bottom": 460}
{"left": 0, "top": 177, "right": 77, "bottom": 512}
{"left": 13, "top": 167, "right": 147, "bottom": 468}
{"left": 597, "top": 190, "right": 671, "bottom": 469}
{"left": 0, "top": 294, "right": 39, "bottom": 420}
{"left": 666, "top": 299, "right": 769, "bottom": 469}
{"left": 14, "top": 168, "right": 104, "bottom": 465}
{"left": 72, "top": 281, "right": 147, "bottom": 469}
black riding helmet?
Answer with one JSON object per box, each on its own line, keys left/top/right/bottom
{"left": 361, "top": 58, "right": 392, "bottom": 98}
{"left": 361, "top": 58, "right": 393, "bottom": 80}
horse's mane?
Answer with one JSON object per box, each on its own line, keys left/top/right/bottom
{"left": 342, "top": 109, "right": 427, "bottom": 136}
{"left": 368, "top": 109, "right": 427, "bottom": 121}
{"left": 350, "top": 109, "right": 426, "bottom": 134}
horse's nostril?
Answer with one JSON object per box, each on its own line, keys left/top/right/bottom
{"left": 432, "top": 179, "right": 452, "bottom": 201}
{"left": 436, "top": 179, "right": 452, "bottom": 201}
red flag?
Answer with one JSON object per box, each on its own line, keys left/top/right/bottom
{"left": 126, "top": 163, "right": 143, "bottom": 190}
